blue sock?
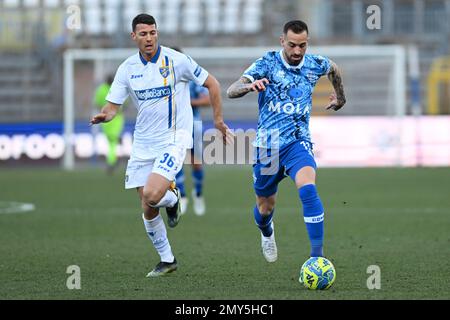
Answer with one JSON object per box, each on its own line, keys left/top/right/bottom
{"left": 299, "top": 184, "right": 324, "bottom": 257}
{"left": 192, "top": 168, "right": 204, "bottom": 197}
{"left": 175, "top": 169, "right": 186, "bottom": 197}
{"left": 253, "top": 206, "right": 274, "bottom": 237}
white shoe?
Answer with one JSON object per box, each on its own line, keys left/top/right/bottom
{"left": 192, "top": 192, "right": 205, "bottom": 216}
{"left": 179, "top": 197, "right": 188, "bottom": 215}
{"left": 261, "top": 222, "right": 277, "bottom": 262}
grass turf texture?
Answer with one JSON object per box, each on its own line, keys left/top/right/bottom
{"left": 0, "top": 166, "right": 449, "bottom": 299}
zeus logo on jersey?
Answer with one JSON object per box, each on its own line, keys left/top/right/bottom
{"left": 268, "top": 101, "right": 311, "bottom": 115}
{"left": 134, "top": 86, "right": 172, "bottom": 101}
{"left": 131, "top": 74, "right": 143, "bottom": 79}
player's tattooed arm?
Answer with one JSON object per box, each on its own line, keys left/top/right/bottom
{"left": 227, "top": 77, "right": 269, "bottom": 99}
{"left": 227, "top": 77, "right": 253, "bottom": 98}
{"left": 326, "top": 60, "right": 346, "bottom": 111}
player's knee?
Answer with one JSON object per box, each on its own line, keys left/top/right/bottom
{"left": 142, "top": 188, "right": 164, "bottom": 206}
{"left": 295, "top": 166, "right": 316, "bottom": 188}
{"left": 258, "top": 202, "right": 274, "bottom": 215}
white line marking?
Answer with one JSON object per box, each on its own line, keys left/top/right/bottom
{"left": 0, "top": 201, "right": 36, "bottom": 214}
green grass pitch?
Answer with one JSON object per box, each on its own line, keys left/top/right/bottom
{"left": 0, "top": 166, "right": 449, "bottom": 299}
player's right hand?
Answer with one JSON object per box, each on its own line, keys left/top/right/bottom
{"left": 250, "top": 78, "right": 269, "bottom": 92}
{"left": 89, "top": 113, "right": 108, "bottom": 125}
{"left": 325, "top": 92, "right": 346, "bottom": 111}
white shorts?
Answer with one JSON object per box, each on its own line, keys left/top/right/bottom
{"left": 125, "top": 144, "right": 187, "bottom": 189}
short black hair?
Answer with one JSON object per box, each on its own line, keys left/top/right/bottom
{"left": 132, "top": 14, "right": 157, "bottom": 32}
{"left": 283, "top": 20, "right": 308, "bottom": 35}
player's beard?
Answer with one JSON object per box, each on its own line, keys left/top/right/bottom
{"left": 282, "top": 49, "right": 303, "bottom": 66}
{"left": 288, "top": 54, "right": 303, "bottom": 66}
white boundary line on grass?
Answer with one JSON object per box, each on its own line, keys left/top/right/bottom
{"left": 0, "top": 201, "right": 35, "bottom": 214}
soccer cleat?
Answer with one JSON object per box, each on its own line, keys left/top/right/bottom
{"left": 261, "top": 222, "right": 277, "bottom": 262}
{"left": 179, "top": 196, "right": 188, "bottom": 215}
{"left": 166, "top": 187, "right": 181, "bottom": 228}
{"left": 192, "top": 192, "right": 205, "bottom": 216}
{"left": 146, "top": 258, "right": 178, "bottom": 277}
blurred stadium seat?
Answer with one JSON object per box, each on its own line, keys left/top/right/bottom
{"left": 242, "top": 0, "right": 263, "bottom": 33}
{"left": 85, "top": 0, "right": 102, "bottom": 35}
{"left": 3, "top": 0, "right": 19, "bottom": 7}
{"left": 0, "top": 0, "right": 448, "bottom": 123}
{"left": 0, "top": 0, "right": 449, "bottom": 167}
{"left": 205, "top": 0, "right": 221, "bottom": 33}
{"left": 183, "top": 0, "right": 201, "bottom": 34}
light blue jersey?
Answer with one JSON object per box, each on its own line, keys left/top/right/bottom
{"left": 243, "top": 50, "right": 330, "bottom": 148}
{"left": 189, "top": 81, "right": 208, "bottom": 121}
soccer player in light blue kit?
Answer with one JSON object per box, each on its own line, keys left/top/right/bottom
{"left": 227, "top": 20, "right": 346, "bottom": 262}
{"left": 176, "top": 80, "right": 210, "bottom": 216}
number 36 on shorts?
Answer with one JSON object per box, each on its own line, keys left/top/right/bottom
{"left": 159, "top": 153, "right": 176, "bottom": 168}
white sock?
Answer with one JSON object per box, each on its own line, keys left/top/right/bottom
{"left": 150, "top": 190, "right": 178, "bottom": 208}
{"left": 142, "top": 214, "right": 174, "bottom": 263}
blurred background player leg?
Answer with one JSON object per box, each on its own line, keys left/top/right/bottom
{"left": 175, "top": 153, "right": 205, "bottom": 216}
{"left": 191, "top": 162, "right": 205, "bottom": 216}
{"left": 175, "top": 168, "right": 188, "bottom": 214}
{"left": 191, "top": 116, "right": 205, "bottom": 215}
{"left": 102, "top": 114, "right": 124, "bottom": 174}
{"left": 93, "top": 74, "right": 125, "bottom": 174}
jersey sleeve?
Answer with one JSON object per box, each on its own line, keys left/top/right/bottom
{"left": 105, "top": 64, "right": 129, "bottom": 105}
{"left": 177, "top": 54, "right": 209, "bottom": 86}
{"left": 314, "top": 55, "right": 331, "bottom": 77}
{"left": 242, "top": 56, "right": 269, "bottom": 82}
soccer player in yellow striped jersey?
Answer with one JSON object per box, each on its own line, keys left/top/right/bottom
{"left": 91, "top": 14, "right": 233, "bottom": 277}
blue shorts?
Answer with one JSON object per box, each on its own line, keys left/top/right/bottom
{"left": 252, "top": 139, "right": 316, "bottom": 197}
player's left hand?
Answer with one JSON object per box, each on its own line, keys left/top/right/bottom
{"left": 215, "top": 120, "right": 235, "bottom": 145}
{"left": 89, "top": 113, "right": 108, "bottom": 125}
{"left": 325, "top": 93, "right": 346, "bottom": 111}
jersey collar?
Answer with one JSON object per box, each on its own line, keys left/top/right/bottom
{"left": 139, "top": 45, "right": 162, "bottom": 65}
{"left": 279, "top": 50, "right": 304, "bottom": 70}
